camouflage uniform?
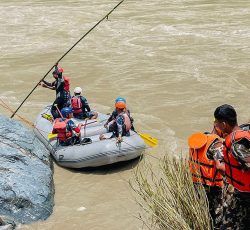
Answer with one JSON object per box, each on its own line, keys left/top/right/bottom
{"left": 220, "top": 141, "right": 250, "bottom": 230}
{"left": 203, "top": 184, "right": 223, "bottom": 229}
{"left": 220, "top": 188, "right": 250, "bottom": 230}
{"left": 206, "top": 140, "right": 224, "bottom": 229}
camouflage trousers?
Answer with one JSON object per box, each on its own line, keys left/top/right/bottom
{"left": 203, "top": 185, "right": 223, "bottom": 230}
{"left": 220, "top": 186, "right": 250, "bottom": 230}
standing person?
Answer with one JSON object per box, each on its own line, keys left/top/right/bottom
{"left": 40, "top": 64, "right": 71, "bottom": 119}
{"left": 70, "top": 87, "right": 97, "bottom": 120}
{"left": 188, "top": 131, "right": 224, "bottom": 229}
{"left": 104, "top": 97, "right": 134, "bottom": 131}
{"left": 52, "top": 107, "right": 81, "bottom": 146}
{"left": 213, "top": 104, "right": 250, "bottom": 230}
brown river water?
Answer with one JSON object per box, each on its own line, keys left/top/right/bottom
{"left": 1, "top": 0, "right": 250, "bottom": 229}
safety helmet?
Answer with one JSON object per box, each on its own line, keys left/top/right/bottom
{"left": 57, "top": 67, "right": 64, "bottom": 73}
{"left": 74, "top": 87, "right": 82, "bottom": 94}
{"left": 115, "top": 101, "right": 126, "bottom": 109}
{"left": 52, "top": 67, "right": 64, "bottom": 76}
{"left": 61, "top": 107, "right": 73, "bottom": 117}
{"left": 115, "top": 97, "right": 126, "bottom": 103}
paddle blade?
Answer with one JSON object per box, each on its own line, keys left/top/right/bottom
{"left": 48, "top": 133, "right": 58, "bottom": 139}
{"left": 139, "top": 133, "right": 158, "bottom": 147}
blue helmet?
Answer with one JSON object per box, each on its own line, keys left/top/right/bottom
{"left": 61, "top": 107, "right": 73, "bottom": 118}
{"left": 115, "top": 97, "right": 126, "bottom": 103}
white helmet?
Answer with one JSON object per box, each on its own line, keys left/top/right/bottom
{"left": 74, "top": 87, "right": 82, "bottom": 94}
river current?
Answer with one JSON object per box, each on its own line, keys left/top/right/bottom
{"left": 1, "top": 0, "right": 250, "bottom": 229}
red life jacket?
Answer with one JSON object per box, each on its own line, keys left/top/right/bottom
{"left": 63, "top": 76, "right": 70, "bottom": 92}
{"left": 53, "top": 118, "right": 72, "bottom": 141}
{"left": 188, "top": 133, "right": 224, "bottom": 187}
{"left": 71, "top": 96, "right": 82, "bottom": 114}
{"left": 224, "top": 130, "right": 250, "bottom": 192}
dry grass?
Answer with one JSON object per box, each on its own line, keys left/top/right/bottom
{"left": 131, "top": 154, "right": 212, "bottom": 230}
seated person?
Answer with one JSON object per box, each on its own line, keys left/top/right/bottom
{"left": 104, "top": 97, "right": 134, "bottom": 131}
{"left": 52, "top": 107, "right": 81, "bottom": 146}
{"left": 102, "top": 100, "right": 132, "bottom": 143}
{"left": 71, "top": 87, "right": 98, "bottom": 120}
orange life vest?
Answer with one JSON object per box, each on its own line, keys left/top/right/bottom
{"left": 71, "top": 96, "right": 82, "bottom": 114}
{"left": 63, "top": 76, "right": 70, "bottom": 92}
{"left": 224, "top": 130, "right": 250, "bottom": 192}
{"left": 53, "top": 118, "right": 72, "bottom": 141}
{"left": 188, "top": 133, "right": 224, "bottom": 187}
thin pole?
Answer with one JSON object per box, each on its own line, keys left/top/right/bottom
{"left": 11, "top": 0, "right": 125, "bottom": 118}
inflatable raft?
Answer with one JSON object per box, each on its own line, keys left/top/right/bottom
{"left": 34, "top": 105, "right": 146, "bottom": 168}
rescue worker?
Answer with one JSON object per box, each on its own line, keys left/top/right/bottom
{"left": 101, "top": 100, "right": 132, "bottom": 143}
{"left": 52, "top": 107, "right": 81, "bottom": 146}
{"left": 213, "top": 104, "right": 250, "bottom": 230}
{"left": 40, "top": 64, "right": 71, "bottom": 119}
{"left": 70, "top": 87, "right": 97, "bottom": 120}
{"left": 104, "top": 97, "right": 134, "bottom": 131}
{"left": 188, "top": 131, "right": 224, "bottom": 229}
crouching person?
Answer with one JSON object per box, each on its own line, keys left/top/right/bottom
{"left": 188, "top": 132, "right": 224, "bottom": 229}
{"left": 100, "top": 100, "right": 132, "bottom": 143}
{"left": 104, "top": 97, "right": 134, "bottom": 131}
{"left": 110, "top": 100, "right": 132, "bottom": 143}
{"left": 52, "top": 107, "right": 81, "bottom": 146}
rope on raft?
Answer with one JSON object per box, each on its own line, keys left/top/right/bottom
{"left": 0, "top": 99, "right": 34, "bottom": 127}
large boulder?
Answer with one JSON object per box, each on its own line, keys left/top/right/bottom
{"left": 0, "top": 115, "right": 54, "bottom": 228}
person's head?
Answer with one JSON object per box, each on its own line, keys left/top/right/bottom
{"left": 214, "top": 104, "right": 237, "bottom": 135}
{"left": 115, "top": 101, "right": 126, "bottom": 113}
{"left": 74, "top": 87, "right": 82, "bottom": 95}
{"left": 52, "top": 67, "right": 64, "bottom": 78}
{"left": 61, "top": 107, "right": 73, "bottom": 118}
{"left": 115, "top": 97, "right": 126, "bottom": 103}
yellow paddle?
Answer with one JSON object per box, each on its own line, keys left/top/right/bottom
{"left": 137, "top": 132, "right": 158, "bottom": 147}
{"left": 48, "top": 133, "right": 58, "bottom": 139}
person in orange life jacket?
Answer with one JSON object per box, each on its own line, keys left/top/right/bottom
{"left": 52, "top": 107, "right": 81, "bottom": 146}
{"left": 213, "top": 104, "right": 250, "bottom": 230}
{"left": 188, "top": 131, "right": 224, "bottom": 229}
{"left": 104, "top": 97, "right": 135, "bottom": 131}
{"left": 70, "top": 87, "right": 98, "bottom": 120}
{"left": 40, "top": 64, "right": 71, "bottom": 119}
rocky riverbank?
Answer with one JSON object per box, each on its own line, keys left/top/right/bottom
{"left": 0, "top": 115, "right": 54, "bottom": 229}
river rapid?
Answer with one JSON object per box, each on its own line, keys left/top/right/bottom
{"left": 1, "top": 0, "right": 250, "bottom": 229}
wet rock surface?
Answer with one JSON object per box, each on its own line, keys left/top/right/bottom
{"left": 0, "top": 115, "right": 54, "bottom": 227}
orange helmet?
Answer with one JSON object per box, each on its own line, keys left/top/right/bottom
{"left": 115, "top": 101, "right": 126, "bottom": 109}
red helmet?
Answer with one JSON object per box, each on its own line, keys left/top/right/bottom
{"left": 115, "top": 101, "right": 126, "bottom": 109}
{"left": 57, "top": 67, "right": 64, "bottom": 73}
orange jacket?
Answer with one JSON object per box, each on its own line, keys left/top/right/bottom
{"left": 224, "top": 130, "right": 250, "bottom": 192}
{"left": 188, "top": 132, "right": 223, "bottom": 187}
{"left": 53, "top": 118, "right": 72, "bottom": 141}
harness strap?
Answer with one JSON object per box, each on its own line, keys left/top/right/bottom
{"left": 189, "top": 158, "right": 214, "bottom": 168}
{"left": 192, "top": 173, "right": 223, "bottom": 182}
{"left": 224, "top": 172, "right": 245, "bottom": 186}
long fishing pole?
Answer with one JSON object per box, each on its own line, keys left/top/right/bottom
{"left": 11, "top": 0, "right": 125, "bottom": 119}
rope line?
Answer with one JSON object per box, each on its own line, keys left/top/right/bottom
{"left": 10, "top": 0, "right": 125, "bottom": 119}
{"left": 0, "top": 99, "right": 34, "bottom": 127}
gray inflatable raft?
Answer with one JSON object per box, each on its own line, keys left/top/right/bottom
{"left": 34, "top": 106, "right": 146, "bottom": 168}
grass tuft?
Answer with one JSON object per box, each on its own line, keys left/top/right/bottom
{"left": 131, "top": 154, "right": 212, "bottom": 230}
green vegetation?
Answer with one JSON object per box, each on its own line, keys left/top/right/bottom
{"left": 131, "top": 155, "right": 212, "bottom": 230}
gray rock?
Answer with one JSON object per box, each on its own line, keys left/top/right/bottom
{"left": 0, "top": 115, "right": 54, "bottom": 226}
